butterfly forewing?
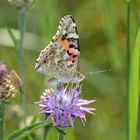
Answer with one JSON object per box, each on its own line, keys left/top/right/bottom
{"left": 52, "top": 15, "right": 80, "bottom": 70}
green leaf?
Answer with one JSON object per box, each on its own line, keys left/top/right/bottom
{"left": 30, "top": 116, "right": 37, "bottom": 125}
{"left": 128, "top": 28, "right": 140, "bottom": 140}
{"left": 7, "top": 122, "right": 52, "bottom": 140}
{"left": 6, "top": 27, "right": 17, "bottom": 47}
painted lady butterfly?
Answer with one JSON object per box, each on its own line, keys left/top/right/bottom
{"left": 35, "top": 15, "right": 85, "bottom": 87}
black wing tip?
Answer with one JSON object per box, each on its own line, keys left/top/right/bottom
{"left": 60, "top": 15, "right": 80, "bottom": 51}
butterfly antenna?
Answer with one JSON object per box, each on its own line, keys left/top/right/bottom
{"left": 86, "top": 69, "right": 111, "bottom": 77}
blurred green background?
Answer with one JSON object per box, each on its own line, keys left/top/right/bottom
{"left": 0, "top": 0, "right": 140, "bottom": 140}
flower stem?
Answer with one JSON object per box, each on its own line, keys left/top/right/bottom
{"left": 58, "top": 128, "right": 66, "bottom": 140}
{"left": 58, "top": 133, "right": 65, "bottom": 140}
{"left": 43, "top": 125, "right": 52, "bottom": 140}
{"left": 17, "top": 6, "right": 27, "bottom": 126}
{"left": 0, "top": 101, "right": 5, "bottom": 140}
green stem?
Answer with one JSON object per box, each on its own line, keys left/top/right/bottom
{"left": 17, "top": 6, "right": 27, "bottom": 126}
{"left": 58, "top": 128, "right": 66, "bottom": 140}
{"left": 58, "top": 133, "right": 65, "bottom": 140}
{"left": 43, "top": 125, "right": 51, "bottom": 140}
{"left": 0, "top": 101, "right": 5, "bottom": 140}
{"left": 126, "top": 0, "right": 131, "bottom": 140}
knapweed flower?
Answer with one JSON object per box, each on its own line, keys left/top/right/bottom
{"left": 36, "top": 85, "right": 95, "bottom": 127}
{"left": 0, "top": 62, "right": 21, "bottom": 101}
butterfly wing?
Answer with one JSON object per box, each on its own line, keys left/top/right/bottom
{"left": 51, "top": 15, "right": 80, "bottom": 71}
{"left": 35, "top": 15, "right": 84, "bottom": 84}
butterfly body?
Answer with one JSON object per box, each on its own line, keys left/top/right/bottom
{"left": 35, "top": 15, "right": 85, "bottom": 87}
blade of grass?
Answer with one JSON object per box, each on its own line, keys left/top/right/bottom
{"left": 7, "top": 122, "right": 52, "bottom": 140}
{"left": 128, "top": 28, "right": 140, "bottom": 140}
{"left": 126, "top": 0, "right": 131, "bottom": 65}
{"left": 6, "top": 27, "right": 17, "bottom": 47}
{"left": 126, "top": 0, "right": 131, "bottom": 140}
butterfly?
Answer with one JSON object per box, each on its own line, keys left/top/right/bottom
{"left": 35, "top": 15, "right": 85, "bottom": 87}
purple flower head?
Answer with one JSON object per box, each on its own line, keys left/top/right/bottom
{"left": 37, "top": 85, "right": 96, "bottom": 128}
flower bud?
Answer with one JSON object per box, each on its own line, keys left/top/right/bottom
{"left": 0, "top": 62, "right": 22, "bottom": 101}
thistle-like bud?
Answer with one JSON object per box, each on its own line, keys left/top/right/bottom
{"left": 0, "top": 62, "right": 22, "bottom": 101}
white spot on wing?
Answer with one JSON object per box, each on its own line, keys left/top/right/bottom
{"left": 67, "top": 33, "right": 79, "bottom": 39}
